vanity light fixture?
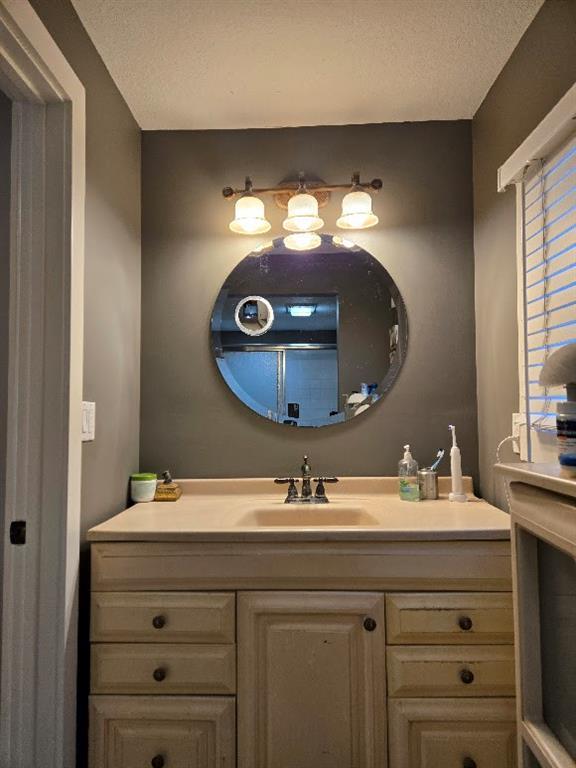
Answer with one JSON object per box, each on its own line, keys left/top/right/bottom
{"left": 283, "top": 232, "right": 322, "bottom": 251}
{"left": 337, "top": 173, "right": 379, "bottom": 230}
{"left": 223, "top": 172, "right": 382, "bottom": 242}
{"left": 287, "top": 303, "right": 317, "bottom": 317}
{"left": 228, "top": 177, "right": 271, "bottom": 235}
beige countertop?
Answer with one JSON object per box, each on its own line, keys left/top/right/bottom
{"left": 496, "top": 462, "right": 576, "bottom": 500}
{"left": 87, "top": 477, "right": 511, "bottom": 543}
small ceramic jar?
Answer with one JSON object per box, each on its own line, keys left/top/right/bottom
{"left": 130, "top": 472, "right": 157, "bottom": 502}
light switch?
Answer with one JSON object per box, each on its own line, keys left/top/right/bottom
{"left": 82, "top": 401, "right": 96, "bottom": 441}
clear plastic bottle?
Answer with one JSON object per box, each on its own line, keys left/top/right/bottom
{"left": 398, "top": 444, "right": 420, "bottom": 501}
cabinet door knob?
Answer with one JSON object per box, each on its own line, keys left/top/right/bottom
{"left": 363, "top": 617, "right": 377, "bottom": 632}
{"left": 151, "top": 756, "right": 165, "bottom": 768}
{"left": 152, "top": 614, "right": 166, "bottom": 629}
{"left": 462, "top": 758, "right": 477, "bottom": 768}
{"left": 153, "top": 667, "right": 167, "bottom": 682}
{"left": 458, "top": 616, "right": 473, "bottom": 631}
{"left": 460, "top": 668, "right": 474, "bottom": 685}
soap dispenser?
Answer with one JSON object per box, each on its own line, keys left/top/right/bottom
{"left": 398, "top": 445, "right": 420, "bottom": 501}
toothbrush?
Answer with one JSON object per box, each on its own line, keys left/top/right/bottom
{"left": 430, "top": 449, "right": 445, "bottom": 472}
{"left": 448, "top": 425, "right": 467, "bottom": 502}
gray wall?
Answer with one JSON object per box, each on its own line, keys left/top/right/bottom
{"left": 30, "top": 0, "right": 141, "bottom": 539}
{"left": 0, "top": 89, "right": 11, "bottom": 688}
{"left": 472, "top": 0, "right": 576, "bottom": 506}
{"left": 141, "top": 122, "right": 479, "bottom": 481}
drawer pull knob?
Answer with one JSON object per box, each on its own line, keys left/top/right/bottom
{"left": 363, "top": 617, "right": 377, "bottom": 632}
{"left": 460, "top": 668, "right": 475, "bottom": 685}
{"left": 152, "top": 615, "right": 166, "bottom": 629}
{"left": 151, "top": 756, "right": 165, "bottom": 768}
{"left": 153, "top": 667, "right": 167, "bottom": 682}
{"left": 458, "top": 616, "right": 473, "bottom": 631}
{"left": 462, "top": 758, "right": 477, "bottom": 768}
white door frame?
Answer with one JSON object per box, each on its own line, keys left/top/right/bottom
{"left": 0, "top": 1, "right": 85, "bottom": 766}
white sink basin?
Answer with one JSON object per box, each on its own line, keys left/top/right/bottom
{"left": 237, "top": 505, "right": 379, "bottom": 527}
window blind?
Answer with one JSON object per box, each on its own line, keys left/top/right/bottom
{"left": 522, "top": 132, "right": 576, "bottom": 435}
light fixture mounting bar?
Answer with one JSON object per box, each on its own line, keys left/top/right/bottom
{"left": 222, "top": 174, "right": 383, "bottom": 200}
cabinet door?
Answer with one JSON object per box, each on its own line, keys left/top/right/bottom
{"left": 89, "top": 696, "right": 235, "bottom": 768}
{"left": 238, "top": 591, "right": 386, "bottom": 768}
{"left": 389, "top": 698, "right": 517, "bottom": 768}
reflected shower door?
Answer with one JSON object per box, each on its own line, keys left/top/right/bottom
{"left": 222, "top": 351, "right": 280, "bottom": 420}
{"left": 284, "top": 349, "right": 338, "bottom": 426}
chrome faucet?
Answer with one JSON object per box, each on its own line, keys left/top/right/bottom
{"left": 275, "top": 456, "right": 339, "bottom": 503}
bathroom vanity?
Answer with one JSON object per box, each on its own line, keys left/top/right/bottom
{"left": 87, "top": 478, "right": 515, "bottom": 768}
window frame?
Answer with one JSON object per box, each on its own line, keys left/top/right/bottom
{"left": 498, "top": 83, "right": 576, "bottom": 462}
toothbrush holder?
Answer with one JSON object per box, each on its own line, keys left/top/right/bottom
{"left": 418, "top": 468, "right": 438, "bottom": 500}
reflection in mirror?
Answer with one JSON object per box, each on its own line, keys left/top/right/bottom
{"left": 234, "top": 295, "right": 274, "bottom": 336}
{"left": 211, "top": 234, "right": 408, "bottom": 427}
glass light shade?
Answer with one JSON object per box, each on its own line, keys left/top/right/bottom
{"left": 229, "top": 195, "right": 271, "bottom": 235}
{"left": 253, "top": 240, "right": 274, "bottom": 253}
{"left": 331, "top": 235, "right": 356, "bottom": 249}
{"left": 283, "top": 232, "right": 322, "bottom": 251}
{"left": 336, "top": 190, "right": 379, "bottom": 229}
{"left": 282, "top": 192, "right": 324, "bottom": 232}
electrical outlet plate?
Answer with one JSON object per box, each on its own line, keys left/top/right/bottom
{"left": 82, "top": 401, "right": 96, "bottom": 441}
{"left": 512, "top": 412, "right": 524, "bottom": 455}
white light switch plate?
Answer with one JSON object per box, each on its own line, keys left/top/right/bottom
{"left": 82, "top": 401, "right": 96, "bottom": 441}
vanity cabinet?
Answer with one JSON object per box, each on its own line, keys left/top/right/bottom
{"left": 88, "top": 539, "right": 515, "bottom": 768}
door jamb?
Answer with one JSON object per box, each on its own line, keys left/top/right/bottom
{"left": 0, "top": 1, "right": 85, "bottom": 765}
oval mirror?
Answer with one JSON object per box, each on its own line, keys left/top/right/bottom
{"left": 210, "top": 234, "right": 408, "bottom": 427}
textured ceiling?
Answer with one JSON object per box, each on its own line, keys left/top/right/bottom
{"left": 71, "top": 0, "right": 543, "bottom": 130}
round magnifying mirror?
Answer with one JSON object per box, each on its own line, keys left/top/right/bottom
{"left": 234, "top": 295, "right": 274, "bottom": 336}
{"left": 211, "top": 234, "right": 408, "bottom": 427}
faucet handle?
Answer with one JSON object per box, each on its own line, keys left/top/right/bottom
{"left": 275, "top": 477, "right": 299, "bottom": 502}
{"left": 313, "top": 477, "right": 339, "bottom": 500}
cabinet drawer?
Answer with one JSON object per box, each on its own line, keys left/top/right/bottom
{"left": 91, "top": 541, "right": 512, "bottom": 592}
{"left": 90, "top": 696, "right": 235, "bottom": 768}
{"left": 386, "top": 592, "right": 514, "bottom": 644}
{"left": 387, "top": 645, "right": 515, "bottom": 697}
{"left": 91, "top": 643, "right": 236, "bottom": 695}
{"left": 389, "top": 698, "right": 517, "bottom": 768}
{"left": 91, "top": 592, "right": 235, "bottom": 643}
